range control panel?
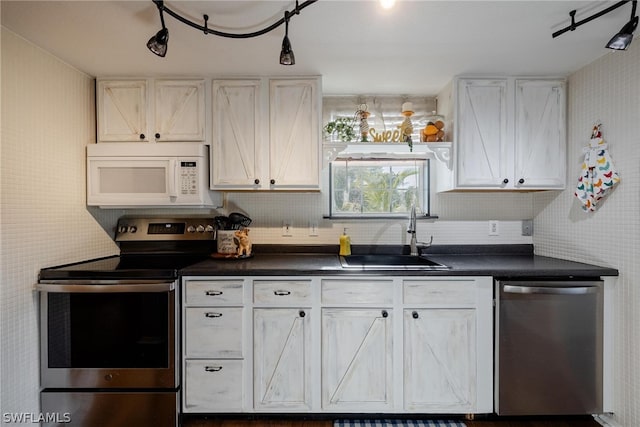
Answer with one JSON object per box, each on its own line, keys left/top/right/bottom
{"left": 115, "top": 217, "right": 216, "bottom": 242}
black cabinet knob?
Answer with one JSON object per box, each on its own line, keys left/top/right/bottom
{"left": 299, "top": 310, "right": 306, "bottom": 318}
{"left": 518, "top": 178, "right": 525, "bottom": 184}
{"left": 381, "top": 310, "right": 388, "bottom": 318}
{"left": 270, "top": 179, "right": 276, "bottom": 185}
{"left": 503, "top": 178, "right": 509, "bottom": 184}
{"left": 254, "top": 179, "right": 260, "bottom": 185}
{"left": 155, "top": 133, "right": 161, "bottom": 139}
{"left": 139, "top": 133, "right": 145, "bottom": 140}
{"left": 412, "top": 311, "right": 419, "bottom": 319}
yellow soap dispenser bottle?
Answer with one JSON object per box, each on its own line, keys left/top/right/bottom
{"left": 339, "top": 228, "right": 351, "bottom": 256}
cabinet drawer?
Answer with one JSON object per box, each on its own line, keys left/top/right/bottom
{"left": 403, "top": 279, "right": 476, "bottom": 305}
{"left": 253, "top": 280, "right": 312, "bottom": 304}
{"left": 321, "top": 279, "right": 393, "bottom": 304}
{"left": 185, "top": 307, "right": 243, "bottom": 358}
{"left": 184, "top": 359, "right": 243, "bottom": 412}
{"left": 185, "top": 280, "right": 243, "bottom": 305}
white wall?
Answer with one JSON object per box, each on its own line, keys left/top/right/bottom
{"left": 534, "top": 43, "right": 640, "bottom": 426}
{"left": 0, "top": 28, "right": 119, "bottom": 418}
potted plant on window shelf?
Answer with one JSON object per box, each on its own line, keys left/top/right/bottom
{"left": 323, "top": 117, "right": 357, "bottom": 143}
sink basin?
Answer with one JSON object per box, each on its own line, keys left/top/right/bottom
{"left": 339, "top": 254, "right": 448, "bottom": 270}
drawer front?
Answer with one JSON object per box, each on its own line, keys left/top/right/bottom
{"left": 321, "top": 279, "right": 393, "bottom": 304}
{"left": 184, "top": 359, "right": 243, "bottom": 412}
{"left": 253, "top": 280, "right": 312, "bottom": 304}
{"left": 403, "top": 279, "right": 476, "bottom": 305}
{"left": 185, "top": 280, "right": 243, "bottom": 305}
{"left": 185, "top": 307, "right": 243, "bottom": 358}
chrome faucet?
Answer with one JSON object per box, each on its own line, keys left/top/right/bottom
{"left": 407, "top": 204, "right": 433, "bottom": 256}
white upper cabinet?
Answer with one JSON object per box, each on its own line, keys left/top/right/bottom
{"left": 514, "top": 79, "right": 566, "bottom": 189}
{"left": 448, "top": 77, "right": 566, "bottom": 191}
{"left": 211, "top": 79, "right": 262, "bottom": 188}
{"left": 269, "top": 79, "right": 320, "bottom": 189}
{"left": 97, "top": 78, "right": 206, "bottom": 143}
{"left": 211, "top": 77, "right": 321, "bottom": 191}
{"left": 154, "top": 79, "right": 206, "bottom": 142}
{"left": 455, "top": 78, "right": 510, "bottom": 188}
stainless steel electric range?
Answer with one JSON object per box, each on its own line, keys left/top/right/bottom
{"left": 36, "top": 216, "right": 216, "bottom": 427}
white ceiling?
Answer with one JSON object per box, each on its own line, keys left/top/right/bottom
{"left": 1, "top": 1, "right": 634, "bottom": 95}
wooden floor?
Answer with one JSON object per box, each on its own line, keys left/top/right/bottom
{"left": 182, "top": 415, "right": 601, "bottom": 427}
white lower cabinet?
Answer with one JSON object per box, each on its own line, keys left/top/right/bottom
{"left": 182, "top": 275, "right": 493, "bottom": 415}
{"left": 254, "top": 308, "right": 312, "bottom": 410}
{"left": 321, "top": 308, "right": 393, "bottom": 411}
{"left": 404, "top": 308, "right": 476, "bottom": 412}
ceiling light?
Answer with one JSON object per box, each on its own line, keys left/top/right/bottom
{"left": 380, "top": 0, "right": 396, "bottom": 9}
{"left": 552, "top": 0, "right": 638, "bottom": 51}
{"left": 146, "top": 0, "right": 316, "bottom": 65}
{"left": 606, "top": 9, "right": 638, "bottom": 50}
{"left": 147, "top": 1, "right": 168, "bottom": 57}
{"left": 280, "top": 12, "right": 295, "bottom": 65}
{"left": 147, "top": 27, "right": 169, "bottom": 57}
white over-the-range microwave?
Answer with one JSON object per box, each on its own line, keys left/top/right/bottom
{"left": 87, "top": 143, "right": 222, "bottom": 208}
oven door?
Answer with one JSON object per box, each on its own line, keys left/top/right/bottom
{"left": 37, "top": 281, "right": 178, "bottom": 389}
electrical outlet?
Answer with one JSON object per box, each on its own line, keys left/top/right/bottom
{"left": 282, "top": 220, "right": 293, "bottom": 237}
{"left": 522, "top": 219, "right": 534, "bottom": 236}
{"left": 489, "top": 220, "right": 500, "bottom": 236}
{"left": 309, "top": 222, "right": 319, "bottom": 237}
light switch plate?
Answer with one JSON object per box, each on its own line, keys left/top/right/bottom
{"left": 282, "top": 220, "right": 293, "bottom": 237}
{"left": 522, "top": 219, "right": 534, "bottom": 236}
{"left": 489, "top": 220, "right": 499, "bottom": 236}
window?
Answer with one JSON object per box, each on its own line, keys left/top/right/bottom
{"left": 329, "top": 158, "right": 430, "bottom": 217}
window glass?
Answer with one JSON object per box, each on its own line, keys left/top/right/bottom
{"left": 330, "top": 159, "right": 429, "bottom": 216}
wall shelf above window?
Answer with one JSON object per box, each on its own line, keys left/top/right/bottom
{"left": 326, "top": 142, "right": 451, "bottom": 168}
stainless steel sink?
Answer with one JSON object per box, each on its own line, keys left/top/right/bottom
{"left": 339, "top": 254, "right": 449, "bottom": 270}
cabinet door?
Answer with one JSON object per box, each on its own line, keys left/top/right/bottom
{"left": 269, "top": 79, "right": 320, "bottom": 190}
{"left": 211, "top": 80, "right": 261, "bottom": 189}
{"left": 514, "top": 79, "right": 566, "bottom": 189}
{"left": 404, "top": 309, "right": 476, "bottom": 412}
{"left": 456, "top": 79, "right": 509, "bottom": 187}
{"left": 154, "top": 79, "right": 205, "bottom": 142}
{"left": 97, "top": 80, "right": 148, "bottom": 142}
{"left": 321, "top": 308, "right": 393, "bottom": 411}
{"left": 254, "top": 309, "right": 311, "bottom": 410}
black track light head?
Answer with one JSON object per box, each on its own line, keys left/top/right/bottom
{"left": 147, "top": 27, "right": 169, "bottom": 57}
{"left": 280, "top": 35, "right": 295, "bottom": 65}
{"left": 606, "top": 15, "right": 638, "bottom": 50}
{"left": 279, "top": 12, "right": 295, "bottom": 65}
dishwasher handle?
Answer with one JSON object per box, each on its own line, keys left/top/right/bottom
{"left": 502, "top": 284, "right": 599, "bottom": 295}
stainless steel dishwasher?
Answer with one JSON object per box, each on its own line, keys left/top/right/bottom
{"left": 495, "top": 279, "right": 603, "bottom": 415}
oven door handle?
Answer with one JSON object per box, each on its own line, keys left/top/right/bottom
{"left": 35, "top": 282, "right": 175, "bottom": 293}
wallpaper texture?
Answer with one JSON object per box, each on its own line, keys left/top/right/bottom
{"left": 534, "top": 43, "right": 640, "bottom": 426}
{"left": 0, "top": 29, "right": 119, "bottom": 418}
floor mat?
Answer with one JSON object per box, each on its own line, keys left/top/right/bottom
{"left": 334, "top": 420, "right": 466, "bottom": 427}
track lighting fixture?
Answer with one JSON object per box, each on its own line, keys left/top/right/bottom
{"left": 146, "top": 0, "right": 316, "bottom": 64}
{"left": 552, "top": 0, "right": 638, "bottom": 51}
{"left": 280, "top": 11, "right": 295, "bottom": 65}
{"left": 147, "top": 1, "right": 168, "bottom": 57}
{"left": 606, "top": 1, "right": 638, "bottom": 50}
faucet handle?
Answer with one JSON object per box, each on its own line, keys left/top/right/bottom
{"left": 416, "top": 236, "right": 434, "bottom": 250}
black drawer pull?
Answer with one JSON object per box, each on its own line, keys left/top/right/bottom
{"left": 503, "top": 178, "right": 509, "bottom": 184}
{"left": 254, "top": 179, "right": 260, "bottom": 185}
{"left": 205, "top": 366, "right": 222, "bottom": 372}
{"left": 205, "top": 312, "right": 222, "bottom": 318}
{"left": 205, "top": 290, "right": 223, "bottom": 296}
{"left": 381, "top": 310, "right": 388, "bottom": 318}
{"left": 412, "top": 311, "right": 419, "bottom": 319}
{"left": 139, "top": 133, "right": 145, "bottom": 140}
{"left": 274, "top": 290, "right": 291, "bottom": 296}
{"left": 299, "top": 310, "right": 306, "bottom": 318}
{"left": 518, "top": 178, "right": 525, "bottom": 184}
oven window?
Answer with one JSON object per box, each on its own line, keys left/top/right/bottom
{"left": 47, "top": 292, "right": 170, "bottom": 368}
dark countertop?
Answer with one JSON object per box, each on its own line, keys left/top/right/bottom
{"left": 181, "top": 245, "right": 618, "bottom": 278}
